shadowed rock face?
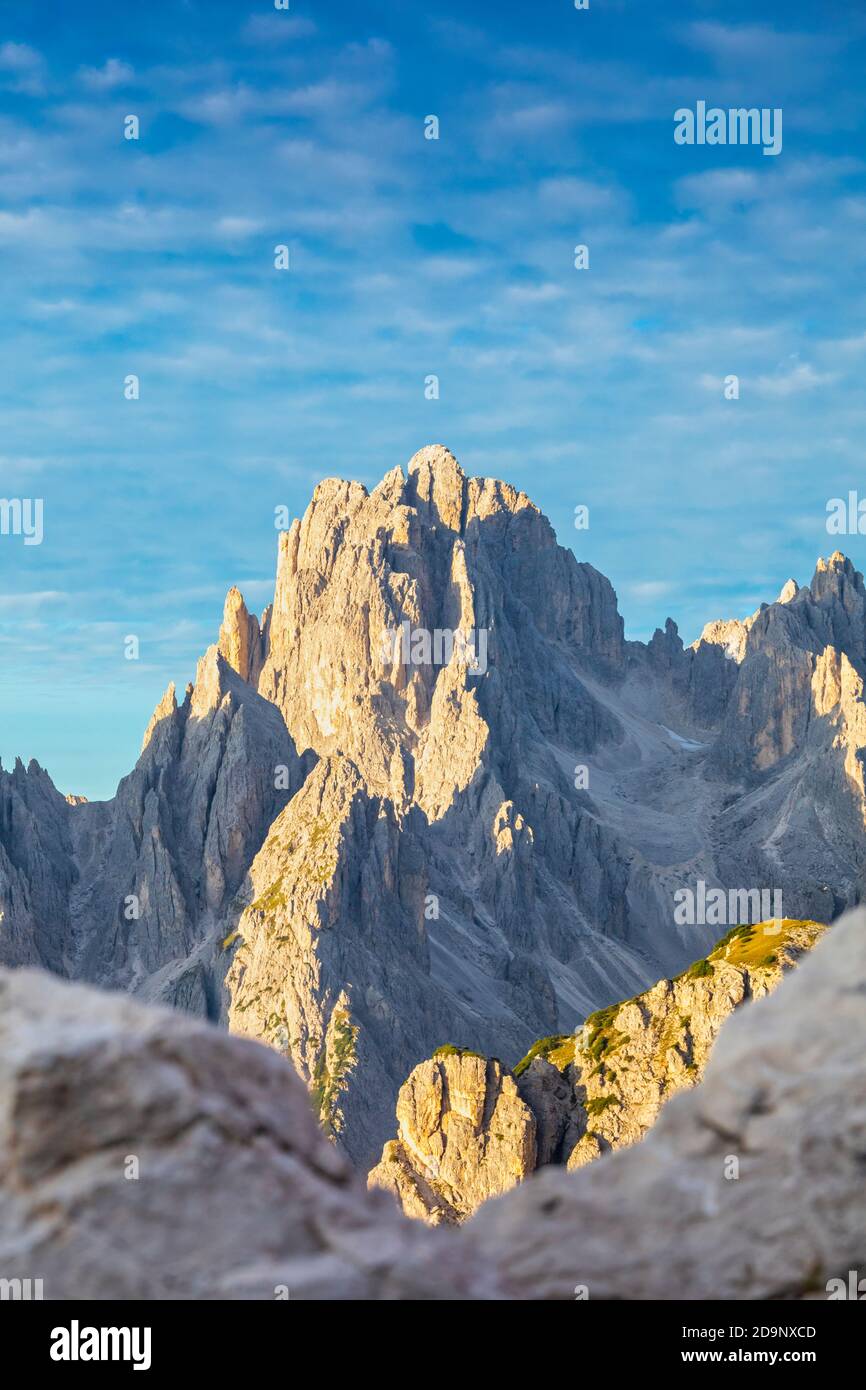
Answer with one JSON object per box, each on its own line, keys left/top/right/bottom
{"left": 0, "top": 907, "right": 863, "bottom": 1300}
{"left": 0, "top": 648, "right": 309, "bottom": 1020}
{"left": 3, "top": 447, "right": 866, "bottom": 1167}
{"left": 0, "top": 758, "right": 76, "bottom": 974}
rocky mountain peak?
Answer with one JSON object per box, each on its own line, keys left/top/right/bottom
{"left": 810, "top": 550, "right": 866, "bottom": 616}
{"left": 405, "top": 443, "right": 467, "bottom": 532}
{"left": 777, "top": 577, "right": 799, "bottom": 603}
{"left": 816, "top": 548, "right": 855, "bottom": 574}
{"left": 692, "top": 615, "right": 752, "bottom": 662}
{"left": 218, "top": 586, "right": 263, "bottom": 686}
{"left": 141, "top": 680, "right": 178, "bottom": 753}
{"left": 368, "top": 1049, "right": 537, "bottom": 1224}
{"left": 407, "top": 442, "right": 462, "bottom": 478}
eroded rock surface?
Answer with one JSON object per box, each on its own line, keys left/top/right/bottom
{"left": 0, "top": 965, "right": 458, "bottom": 1301}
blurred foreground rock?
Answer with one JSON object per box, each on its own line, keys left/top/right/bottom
{"left": 0, "top": 967, "right": 463, "bottom": 1301}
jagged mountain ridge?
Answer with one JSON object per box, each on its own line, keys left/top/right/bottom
{"left": 2, "top": 444, "right": 866, "bottom": 1167}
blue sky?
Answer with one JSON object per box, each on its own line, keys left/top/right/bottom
{"left": 1, "top": 0, "right": 865, "bottom": 798}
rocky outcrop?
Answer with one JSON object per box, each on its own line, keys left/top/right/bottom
{"left": 71, "top": 648, "right": 312, "bottom": 1017}
{"left": 218, "top": 586, "right": 265, "bottom": 687}
{"left": 0, "top": 758, "right": 77, "bottom": 974}
{"left": 711, "top": 552, "right": 866, "bottom": 773}
{"left": 0, "top": 907, "right": 864, "bottom": 1300}
{"left": 559, "top": 916, "right": 828, "bottom": 1170}
{"left": 368, "top": 1050, "right": 536, "bottom": 1224}
{"left": 222, "top": 450, "right": 866, "bottom": 1166}
{"left": 226, "top": 756, "right": 437, "bottom": 1161}
{"left": 223, "top": 445, "right": 652, "bottom": 1165}
{"left": 371, "top": 919, "right": 827, "bottom": 1223}
{"left": 466, "top": 905, "right": 866, "bottom": 1301}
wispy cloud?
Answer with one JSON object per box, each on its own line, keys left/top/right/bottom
{"left": 755, "top": 361, "right": 836, "bottom": 397}
{"left": 0, "top": 41, "right": 45, "bottom": 95}
{"left": 0, "top": 591, "right": 65, "bottom": 612}
{"left": 78, "top": 57, "right": 134, "bottom": 90}
{"left": 241, "top": 14, "right": 317, "bottom": 45}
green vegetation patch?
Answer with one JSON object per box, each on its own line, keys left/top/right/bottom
{"left": 686, "top": 957, "right": 714, "bottom": 979}
{"left": 708, "top": 918, "right": 824, "bottom": 971}
{"left": 433, "top": 1044, "right": 486, "bottom": 1060}
{"left": 251, "top": 875, "right": 288, "bottom": 914}
{"left": 508, "top": 920, "right": 826, "bottom": 1105}
{"left": 513, "top": 1034, "right": 573, "bottom": 1078}
{"left": 304, "top": 815, "right": 340, "bottom": 886}
{"left": 585, "top": 1094, "right": 620, "bottom": 1118}
{"left": 581, "top": 1005, "right": 631, "bottom": 1066}
{"left": 311, "top": 1008, "right": 359, "bottom": 1137}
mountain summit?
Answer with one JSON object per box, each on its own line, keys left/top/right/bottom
{"left": 2, "top": 446, "right": 866, "bottom": 1165}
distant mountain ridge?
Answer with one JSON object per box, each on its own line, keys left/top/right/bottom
{"left": 2, "top": 445, "right": 865, "bottom": 1166}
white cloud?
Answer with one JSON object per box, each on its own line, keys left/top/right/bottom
{"left": 241, "top": 15, "right": 316, "bottom": 44}
{"left": 0, "top": 41, "right": 45, "bottom": 95}
{"left": 0, "top": 453, "right": 50, "bottom": 473}
{"left": 675, "top": 168, "right": 762, "bottom": 212}
{"left": 79, "top": 58, "right": 134, "bottom": 90}
{"left": 505, "top": 282, "right": 564, "bottom": 304}
{"left": 420, "top": 255, "right": 480, "bottom": 282}
{"left": 0, "top": 591, "right": 65, "bottom": 612}
{"left": 490, "top": 99, "right": 574, "bottom": 137}
{"left": 682, "top": 21, "right": 838, "bottom": 71}
{"left": 537, "top": 176, "right": 625, "bottom": 216}
{"left": 755, "top": 362, "right": 835, "bottom": 397}
{"left": 624, "top": 581, "right": 675, "bottom": 601}
{"left": 214, "top": 215, "right": 262, "bottom": 238}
